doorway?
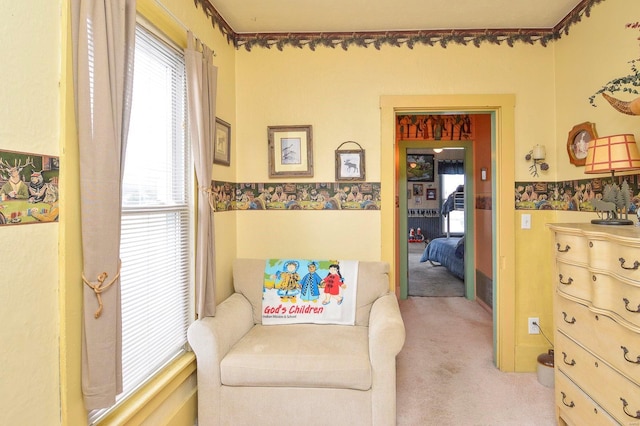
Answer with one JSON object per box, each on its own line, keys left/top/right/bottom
{"left": 405, "top": 148, "right": 467, "bottom": 298}
{"left": 379, "top": 94, "right": 516, "bottom": 371}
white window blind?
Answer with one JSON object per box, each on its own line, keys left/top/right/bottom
{"left": 90, "top": 24, "right": 192, "bottom": 422}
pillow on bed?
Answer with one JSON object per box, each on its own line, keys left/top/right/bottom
{"left": 455, "top": 236, "right": 465, "bottom": 258}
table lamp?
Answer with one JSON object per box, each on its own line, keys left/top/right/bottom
{"left": 584, "top": 134, "right": 640, "bottom": 225}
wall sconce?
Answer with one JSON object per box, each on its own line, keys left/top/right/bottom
{"left": 526, "top": 144, "right": 549, "bottom": 177}
{"left": 433, "top": 148, "right": 443, "bottom": 153}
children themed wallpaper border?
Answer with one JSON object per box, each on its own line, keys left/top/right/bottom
{"left": 516, "top": 175, "right": 640, "bottom": 213}
{"left": 0, "top": 149, "right": 60, "bottom": 226}
{"left": 212, "top": 181, "right": 381, "bottom": 211}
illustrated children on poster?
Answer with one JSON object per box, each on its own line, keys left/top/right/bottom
{"left": 322, "top": 262, "right": 346, "bottom": 305}
{"left": 299, "top": 261, "right": 322, "bottom": 303}
{"left": 274, "top": 260, "right": 301, "bottom": 303}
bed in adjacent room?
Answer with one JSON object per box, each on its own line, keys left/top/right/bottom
{"left": 419, "top": 236, "right": 465, "bottom": 280}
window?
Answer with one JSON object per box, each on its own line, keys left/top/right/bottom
{"left": 441, "top": 173, "right": 465, "bottom": 234}
{"left": 90, "top": 23, "right": 192, "bottom": 423}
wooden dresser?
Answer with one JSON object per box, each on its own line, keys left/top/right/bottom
{"left": 548, "top": 223, "right": 640, "bottom": 425}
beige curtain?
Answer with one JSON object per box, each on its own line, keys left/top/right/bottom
{"left": 71, "top": 0, "right": 136, "bottom": 410}
{"left": 185, "top": 33, "right": 218, "bottom": 318}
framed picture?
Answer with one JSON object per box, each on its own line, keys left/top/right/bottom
{"left": 335, "top": 142, "right": 366, "bottom": 181}
{"left": 567, "top": 122, "right": 597, "bottom": 167}
{"left": 214, "top": 118, "right": 231, "bottom": 166}
{"left": 426, "top": 188, "right": 437, "bottom": 200}
{"left": 268, "top": 125, "right": 313, "bottom": 177}
{"left": 412, "top": 183, "right": 423, "bottom": 197}
{"left": 407, "top": 154, "right": 434, "bottom": 181}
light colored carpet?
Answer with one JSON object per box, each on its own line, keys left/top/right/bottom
{"left": 397, "top": 297, "right": 555, "bottom": 425}
{"left": 408, "top": 243, "right": 464, "bottom": 297}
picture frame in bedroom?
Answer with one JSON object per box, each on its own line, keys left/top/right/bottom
{"left": 214, "top": 117, "right": 231, "bottom": 166}
{"left": 335, "top": 141, "right": 366, "bottom": 181}
{"left": 268, "top": 125, "right": 313, "bottom": 178}
{"left": 567, "top": 121, "right": 597, "bottom": 167}
{"left": 426, "top": 188, "right": 436, "bottom": 200}
{"left": 407, "top": 154, "right": 434, "bottom": 182}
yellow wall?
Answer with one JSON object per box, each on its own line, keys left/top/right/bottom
{"left": 235, "top": 32, "right": 552, "bottom": 371}
{"left": 4, "top": 1, "right": 640, "bottom": 425}
{"left": 0, "top": 1, "right": 61, "bottom": 424}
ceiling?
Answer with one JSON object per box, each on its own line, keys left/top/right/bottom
{"left": 207, "top": 0, "right": 585, "bottom": 34}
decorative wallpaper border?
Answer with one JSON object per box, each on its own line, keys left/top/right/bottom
{"left": 212, "top": 181, "right": 381, "bottom": 211}
{"left": 516, "top": 174, "right": 640, "bottom": 213}
{"left": 194, "top": 0, "right": 604, "bottom": 51}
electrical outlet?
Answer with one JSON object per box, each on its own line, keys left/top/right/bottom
{"left": 528, "top": 317, "right": 540, "bottom": 334}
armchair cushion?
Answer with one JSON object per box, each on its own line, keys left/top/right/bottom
{"left": 221, "top": 324, "right": 371, "bottom": 390}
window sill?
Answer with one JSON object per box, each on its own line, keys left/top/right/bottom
{"left": 96, "top": 351, "right": 196, "bottom": 425}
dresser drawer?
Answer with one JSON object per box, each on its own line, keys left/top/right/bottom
{"left": 589, "top": 237, "right": 640, "bottom": 282}
{"left": 556, "top": 333, "right": 640, "bottom": 425}
{"left": 555, "top": 260, "right": 591, "bottom": 301}
{"left": 590, "top": 271, "right": 640, "bottom": 329}
{"left": 554, "top": 233, "right": 589, "bottom": 266}
{"left": 555, "top": 370, "right": 618, "bottom": 426}
{"left": 556, "top": 295, "right": 640, "bottom": 386}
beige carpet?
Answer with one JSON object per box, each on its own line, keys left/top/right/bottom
{"left": 408, "top": 243, "right": 464, "bottom": 297}
{"left": 396, "top": 297, "right": 555, "bottom": 425}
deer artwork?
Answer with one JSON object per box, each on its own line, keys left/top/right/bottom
{"left": 343, "top": 159, "right": 359, "bottom": 174}
{"left": 0, "top": 157, "right": 35, "bottom": 200}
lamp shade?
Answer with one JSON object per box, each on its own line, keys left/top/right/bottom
{"left": 584, "top": 134, "right": 640, "bottom": 174}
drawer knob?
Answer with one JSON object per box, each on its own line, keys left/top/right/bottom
{"left": 621, "top": 346, "right": 640, "bottom": 364}
{"left": 621, "top": 398, "right": 640, "bottom": 419}
{"left": 623, "top": 298, "right": 640, "bottom": 313}
{"left": 562, "top": 351, "right": 576, "bottom": 366}
{"left": 556, "top": 243, "right": 571, "bottom": 253}
{"left": 558, "top": 274, "right": 573, "bottom": 285}
{"left": 619, "top": 257, "right": 640, "bottom": 270}
{"left": 561, "top": 392, "right": 575, "bottom": 408}
{"left": 562, "top": 311, "right": 576, "bottom": 324}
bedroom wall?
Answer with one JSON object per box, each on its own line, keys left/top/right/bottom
{"left": 0, "top": 1, "right": 61, "bottom": 424}
{"left": 513, "top": 0, "right": 640, "bottom": 370}
{"left": 236, "top": 37, "right": 553, "bottom": 371}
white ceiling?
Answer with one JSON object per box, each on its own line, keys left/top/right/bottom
{"left": 207, "top": 0, "right": 584, "bottom": 34}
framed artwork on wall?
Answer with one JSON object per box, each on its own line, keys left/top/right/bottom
{"left": 426, "top": 188, "right": 437, "bottom": 200}
{"left": 268, "top": 125, "right": 313, "bottom": 178}
{"left": 412, "top": 183, "right": 423, "bottom": 196}
{"left": 567, "top": 122, "right": 597, "bottom": 167}
{"left": 407, "top": 154, "right": 434, "bottom": 182}
{"left": 214, "top": 118, "right": 231, "bottom": 166}
{"left": 335, "top": 141, "right": 366, "bottom": 181}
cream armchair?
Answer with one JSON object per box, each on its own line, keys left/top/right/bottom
{"left": 188, "top": 259, "right": 405, "bottom": 426}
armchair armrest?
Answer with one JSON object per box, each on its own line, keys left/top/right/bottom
{"left": 368, "top": 292, "right": 405, "bottom": 425}
{"left": 368, "top": 292, "right": 405, "bottom": 362}
{"left": 187, "top": 292, "right": 254, "bottom": 423}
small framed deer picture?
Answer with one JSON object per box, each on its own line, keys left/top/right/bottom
{"left": 335, "top": 141, "right": 365, "bottom": 181}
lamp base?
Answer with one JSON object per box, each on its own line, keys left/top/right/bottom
{"left": 591, "top": 218, "right": 634, "bottom": 225}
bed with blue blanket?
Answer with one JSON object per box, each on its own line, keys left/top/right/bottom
{"left": 419, "top": 236, "right": 465, "bottom": 280}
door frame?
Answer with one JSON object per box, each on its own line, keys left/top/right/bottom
{"left": 380, "top": 94, "right": 516, "bottom": 371}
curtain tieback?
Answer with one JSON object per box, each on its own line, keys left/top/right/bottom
{"left": 82, "top": 261, "right": 122, "bottom": 319}
{"left": 200, "top": 185, "right": 216, "bottom": 212}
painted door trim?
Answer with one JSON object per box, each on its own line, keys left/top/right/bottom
{"left": 380, "top": 94, "right": 516, "bottom": 371}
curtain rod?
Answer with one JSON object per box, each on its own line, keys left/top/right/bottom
{"left": 152, "top": 0, "right": 217, "bottom": 56}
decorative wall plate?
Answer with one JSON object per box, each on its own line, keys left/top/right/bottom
{"left": 567, "top": 122, "right": 597, "bottom": 166}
